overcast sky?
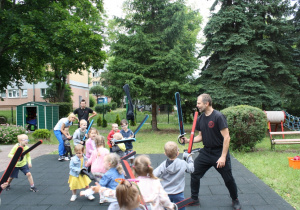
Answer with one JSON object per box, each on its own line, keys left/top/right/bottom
{"left": 102, "top": 0, "right": 217, "bottom": 75}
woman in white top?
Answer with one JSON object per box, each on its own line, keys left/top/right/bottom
{"left": 54, "top": 113, "right": 76, "bottom": 161}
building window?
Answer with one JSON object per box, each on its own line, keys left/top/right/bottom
{"left": 1, "top": 90, "right": 6, "bottom": 98}
{"left": 93, "top": 81, "right": 100, "bottom": 86}
{"left": 22, "top": 89, "right": 28, "bottom": 97}
{"left": 93, "top": 72, "right": 100, "bottom": 77}
{"left": 8, "top": 90, "right": 20, "bottom": 98}
{"left": 41, "top": 88, "right": 47, "bottom": 97}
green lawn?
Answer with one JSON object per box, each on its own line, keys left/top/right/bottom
{"left": 1, "top": 108, "right": 300, "bottom": 209}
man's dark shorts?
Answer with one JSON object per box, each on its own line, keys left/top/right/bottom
{"left": 10, "top": 164, "right": 30, "bottom": 178}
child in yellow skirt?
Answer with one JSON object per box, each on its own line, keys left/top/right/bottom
{"left": 68, "top": 144, "right": 94, "bottom": 201}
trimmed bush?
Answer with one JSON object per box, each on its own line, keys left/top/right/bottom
{"left": 110, "top": 102, "right": 117, "bottom": 110}
{"left": 102, "top": 118, "right": 107, "bottom": 128}
{"left": 221, "top": 105, "right": 267, "bottom": 152}
{"left": 32, "top": 129, "right": 51, "bottom": 140}
{"left": 89, "top": 94, "right": 96, "bottom": 108}
{"left": 95, "top": 104, "right": 111, "bottom": 114}
{"left": 97, "top": 116, "right": 102, "bottom": 127}
{"left": 0, "top": 125, "right": 26, "bottom": 144}
{"left": 54, "top": 102, "right": 73, "bottom": 118}
{"left": 115, "top": 114, "right": 121, "bottom": 126}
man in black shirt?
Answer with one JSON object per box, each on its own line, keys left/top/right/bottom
{"left": 181, "top": 93, "right": 241, "bottom": 210}
{"left": 73, "top": 99, "right": 97, "bottom": 128}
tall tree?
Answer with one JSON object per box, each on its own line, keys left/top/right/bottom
{"left": 0, "top": 0, "right": 106, "bottom": 101}
{"left": 104, "top": 0, "right": 202, "bottom": 130}
{"left": 199, "top": 0, "right": 299, "bottom": 110}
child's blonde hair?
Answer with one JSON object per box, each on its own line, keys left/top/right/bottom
{"left": 105, "top": 153, "right": 123, "bottom": 174}
{"left": 17, "top": 134, "right": 28, "bottom": 142}
{"left": 74, "top": 144, "right": 84, "bottom": 153}
{"left": 112, "top": 123, "right": 118, "bottom": 128}
{"left": 164, "top": 141, "right": 178, "bottom": 159}
{"left": 88, "top": 127, "right": 99, "bottom": 137}
{"left": 80, "top": 119, "right": 87, "bottom": 126}
{"left": 94, "top": 135, "right": 105, "bottom": 148}
{"left": 113, "top": 132, "right": 123, "bottom": 140}
{"left": 133, "top": 155, "right": 157, "bottom": 179}
{"left": 116, "top": 179, "right": 140, "bottom": 209}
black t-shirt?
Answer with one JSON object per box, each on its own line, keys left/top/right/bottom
{"left": 73, "top": 107, "right": 94, "bottom": 122}
{"left": 195, "top": 110, "right": 228, "bottom": 148}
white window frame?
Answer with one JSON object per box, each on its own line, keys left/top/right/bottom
{"left": 8, "top": 89, "right": 20, "bottom": 98}
{"left": 93, "top": 81, "right": 100, "bottom": 86}
{"left": 41, "top": 88, "right": 47, "bottom": 97}
{"left": 22, "top": 89, "right": 28, "bottom": 97}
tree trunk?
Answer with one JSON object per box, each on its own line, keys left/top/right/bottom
{"left": 151, "top": 102, "right": 159, "bottom": 131}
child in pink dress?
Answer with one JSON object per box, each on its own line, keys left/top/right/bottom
{"left": 85, "top": 128, "right": 99, "bottom": 159}
{"left": 133, "top": 155, "right": 176, "bottom": 210}
{"left": 85, "top": 135, "right": 109, "bottom": 181}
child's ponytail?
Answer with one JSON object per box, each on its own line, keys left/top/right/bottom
{"left": 105, "top": 153, "right": 124, "bottom": 175}
{"left": 133, "top": 155, "right": 157, "bottom": 179}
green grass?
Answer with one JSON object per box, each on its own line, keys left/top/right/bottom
{"left": 232, "top": 138, "right": 300, "bottom": 210}
{"left": 0, "top": 110, "right": 16, "bottom": 124}
{"left": 1, "top": 109, "right": 300, "bottom": 209}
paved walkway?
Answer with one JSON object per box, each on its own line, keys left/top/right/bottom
{"left": 0, "top": 152, "right": 295, "bottom": 210}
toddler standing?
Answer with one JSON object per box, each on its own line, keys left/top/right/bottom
{"left": 85, "top": 135, "right": 109, "bottom": 181}
{"left": 107, "top": 123, "right": 120, "bottom": 151}
{"left": 85, "top": 127, "right": 99, "bottom": 159}
{"left": 62, "top": 127, "right": 73, "bottom": 160}
{"left": 68, "top": 144, "right": 94, "bottom": 201}
{"left": 120, "top": 119, "right": 134, "bottom": 165}
{"left": 73, "top": 119, "right": 88, "bottom": 146}
{"left": 6, "top": 134, "right": 38, "bottom": 192}
{"left": 153, "top": 141, "right": 194, "bottom": 210}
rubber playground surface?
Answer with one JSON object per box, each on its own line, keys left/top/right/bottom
{"left": 0, "top": 153, "right": 295, "bottom": 210}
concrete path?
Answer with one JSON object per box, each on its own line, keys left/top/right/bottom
{"left": 0, "top": 152, "right": 295, "bottom": 210}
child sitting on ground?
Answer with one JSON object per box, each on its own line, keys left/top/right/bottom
{"left": 153, "top": 141, "right": 194, "bottom": 210}
{"left": 68, "top": 144, "right": 94, "bottom": 201}
{"left": 81, "top": 153, "right": 125, "bottom": 203}
{"left": 85, "top": 135, "right": 109, "bottom": 182}
{"left": 110, "top": 133, "right": 126, "bottom": 157}
{"left": 107, "top": 123, "right": 120, "bottom": 152}
{"left": 6, "top": 134, "right": 38, "bottom": 192}
{"left": 133, "top": 155, "right": 176, "bottom": 210}
{"left": 62, "top": 127, "right": 73, "bottom": 160}
{"left": 73, "top": 119, "right": 88, "bottom": 146}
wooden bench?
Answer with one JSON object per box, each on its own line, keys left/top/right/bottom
{"left": 269, "top": 131, "right": 300, "bottom": 149}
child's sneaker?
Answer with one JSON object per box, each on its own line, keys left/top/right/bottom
{"left": 64, "top": 156, "right": 70, "bottom": 161}
{"left": 87, "top": 195, "right": 95, "bottom": 200}
{"left": 5, "top": 184, "right": 11, "bottom": 191}
{"left": 58, "top": 156, "right": 64, "bottom": 161}
{"left": 30, "top": 186, "right": 39, "bottom": 192}
{"left": 70, "top": 195, "right": 77, "bottom": 201}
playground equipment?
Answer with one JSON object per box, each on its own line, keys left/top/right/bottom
{"left": 283, "top": 111, "right": 300, "bottom": 131}
{"left": 265, "top": 111, "right": 286, "bottom": 138}
{"left": 266, "top": 111, "right": 300, "bottom": 149}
